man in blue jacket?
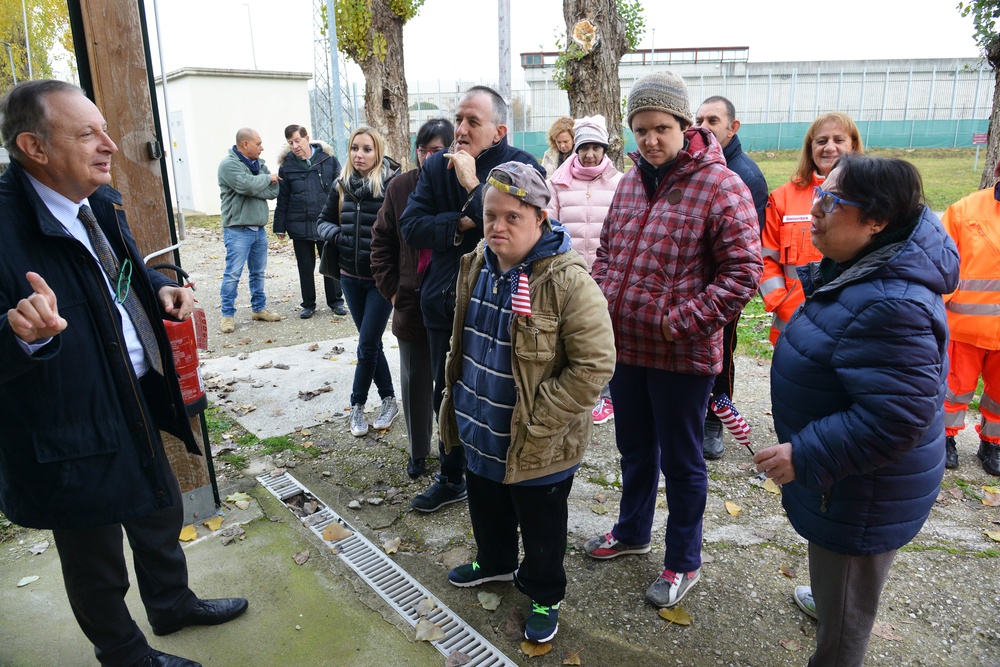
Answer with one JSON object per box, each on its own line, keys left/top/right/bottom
{"left": 400, "top": 86, "right": 543, "bottom": 512}
{"left": 0, "top": 80, "right": 247, "bottom": 667}
{"left": 694, "top": 95, "right": 769, "bottom": 461}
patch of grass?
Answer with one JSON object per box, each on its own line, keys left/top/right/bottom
{"left": 899, "top": 543, "right": 963, "bottom": 555}
{"left": 587, "top": 474, "right": 622, "bottom": 490}
{"left": 975, "top": 549, "right": 1000, "bottom": 558}
{"left": 0, "top": 512, "right": 22, "bottom": 543}
{"left": 736, "top": 294, "right": 773, "bottom": 359}
{"left": 182, "top": 214, "right": 223, "bottom": 231}
{"left": 218, "top": 453, "right": 249, "bottom": 469}
{"left": 953, "top": 478, "right": 983, "bottom": 501}
{"left": 258, "top": 436, "right": 296, "bottom": 455}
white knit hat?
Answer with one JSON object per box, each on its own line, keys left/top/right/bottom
{"left": 573, "top": 115, "right": 609, "bottom": 153}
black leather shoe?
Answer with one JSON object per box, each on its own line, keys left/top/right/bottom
{"left": 945, "top": 435, "right": 959, "bottom": 469}
{"left": 151, "top": 597, "right": 249, "bottom": 636}
{"left": 299, "top": 307, "right": 315, "bottom": 319}
{"left": 978, "top": 440, "right": 1000, "bottom": 476}
{"left": 129, "top": 649, "right": 202, "bottom": 667}
{"left": 703, "top": 420, "right": 725, "bottom": 460}
{"left": 407, "top": 456, "right": 426, "bottom": 479}
{"left": 331, "top": 303, "right": 348, "bottom": 316}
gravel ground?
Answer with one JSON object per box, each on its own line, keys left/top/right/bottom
{"left": 187, "top": 223, "right": 1000, "bottom": 666}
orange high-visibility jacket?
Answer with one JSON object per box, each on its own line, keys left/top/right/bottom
{"left": 760, "top": 174, "right": 824, "bottom": 345}
{"left": 941, "top": 185, "right": 1000, "bottom": 350}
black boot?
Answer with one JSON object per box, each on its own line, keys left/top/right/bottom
{"left": 945, "top": 435, "right": 959, "bottom": 469}
{"left": 977, "top": 440, "right": 1000, "bottom": 476}
{"left": 703, "top": 420, "right": 725, "bottom": 460}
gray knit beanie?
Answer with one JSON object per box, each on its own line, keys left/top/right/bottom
{"left": 626, "top": 71, "right": 693, "bottom": 129}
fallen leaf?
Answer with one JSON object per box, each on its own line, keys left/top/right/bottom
{"left": 981, "top": 489, "right": 1000, "bottom": 507}
{"left": 28, "top": 541, "right": 49, "bottom": 555}
{"left": 778, "top": 566, "right": 797, "bottom": 578}
{"left": 658, "top": 605, "right": 692, "bottom": 626}
{"left": 984, "top": 485, "right": 1000, "bottom": 494}
{"left": 218, "top": 526, "right": 245, "bottom": 545}
{"left": 762, "top": 478, "right": 781, "bottom": 494}
{"left": 520, "top": 640, "right": 552, "bottom": 657}
{"left": 445, "top": 651, "right": 472, "bottom": 667}
{"left": 383, "top": 537, "right": 401, "bottom": 554}
{"left": 415, "top": 618, "right": 446, "bottom": 642}
{"left": 178, "top": 525, "right": 197, "bottom": 541}
{"left": 590, "top": 504, "right": 608, "bottom": 515}
{"left": 935, "top": 491, "right": 947, "bottom": 504}
{"left": 322, "top": 522, "right": 353, "bottom": 542}
{"left": 226, "top": 492, "right": 252, "bottom": 504}
{"left": 16, "top": 575, "right": 39, "bottom": 587}
{"left": 725, "top": 500, "right": 742, "bottom": 516}
{"left": 593, "top": 492, "right": 606, "bottom": 504}
{"left": 780, "top": 639, "right": 802, "bottom": 651}
{"left": 871, "top": 621, "right": 903, "bottom": 641}
{"left": 948, "top": 487, "right": 964, "bottom": 501}
{"left": 293, "top": 550, "right": 311, "bottom": 565}
{"left": 203, "top": 515, "right": 224, "bottom": 531}
{"left": 415, "top": 596, "right": 437, "bottom": 617}
{"left": 561, "top": 648, "right": 584, "bottom": 665}
{"left": 477, "top": 591, "right": 501, "bottom": 611}
{"left": 984, "top": 530, "right": 1000, "bottom": 542}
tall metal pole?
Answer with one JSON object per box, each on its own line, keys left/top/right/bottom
{"left": 327, "top": 0, "right": 347, "bottom": 158}
{"left": 150, "top": 0, "right": 185, "bottom": 238}
{"left": 21, "top": 0, "right": 32, "bottom": 79}
{"left": 498, "top": 0, "right": 510, "bottom": 101}
{"left": 242, "top": 4, "right": 257, "bottom": 70}
{"left": 1, "top": 42, "right": 16, "bottom": 85}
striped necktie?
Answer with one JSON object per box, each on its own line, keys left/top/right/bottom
{"left": 78, "top": 205, "right": 164, "bottom": 376}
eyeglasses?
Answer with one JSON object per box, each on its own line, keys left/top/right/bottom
{"left": 813, "top": 186, "right": 863, "bottom": 214}
{"left": 115, "top": 258, "right": 132, "bottom": 304}
{"left": 417, "top": 146, "right": 444, "bottom": 157}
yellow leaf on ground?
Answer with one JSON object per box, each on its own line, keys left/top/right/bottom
{"left": 178, "top": 525, "right": 197, "bottom": 542}
{"left": 561, "top": 648, "right": 584, "bottom": 665}
{"left": 981, "top": 489, "right": 1000, "bottom": 507}
{"left": 984, "top": 485, "right": 1000, "bottom": 494}
{"left": 984, "top": 530, "right": 1000, "bottom": 542}
{"left": 383, "top": 537, "right": 401, "bottom": 554}
{"left": 415, "top": 618, "right": 446, "bottom": 642}
{"left": 203, "top": 515, "right": 224, "bottom": 531}
{"left": 322, "top": 522, "right": 353, "bottom": 542}
{"left": 725, "top": 500, "right": 742, "bottom": 516}
{"left": 520, "top": 640, "right": 552, "bottom": 657}
{"left": 477, "top": 591, "right": 501, "bottom": 611}
{"left": 780, "top": 639, "right": 802, "bottom": 651}
{"left": 762, "top": 478, "right": 781, "bottom": 494}
{"left": 225, "top": 492, "right": 252, "bottom": 504}
{"left": 415, "top": 597, "right": 437, "bottom": 617}
{"left": 658, "top": 605, "right": 692, "bottom": 626}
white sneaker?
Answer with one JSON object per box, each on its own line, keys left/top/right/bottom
{"left": 372, "top": 397, "right": 399, "bottom": 430}
{"left": 350, "top": 404, "right": 369, "bottom": 437}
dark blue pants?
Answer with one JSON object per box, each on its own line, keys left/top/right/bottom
{"left": 291, "top": 239, "right": 343, "bottom": 310}
{"left": 466, "top": 471, "right": 573, "bottom": 606}
{"left": 340, "top": 274, "right": 394, "bottom": 405}
{"left": 609, "top": 364, "right": 714, "bottom": 573}
{"left": 428, "top": 326, "right": 466, "bottom": 483}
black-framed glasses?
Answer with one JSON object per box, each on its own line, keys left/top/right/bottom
{"left": 813, "top": 186, "right": 863, "bottom": 214}
{"left": 115, "top": 258, "right": 132, "bottom": 304}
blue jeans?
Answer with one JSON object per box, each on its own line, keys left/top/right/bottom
{"left": 220, "top": 225, "right": 268, "bottom": 316}
{"left": 609, "top": 364, "right": 714, "bottom": 574}
{"left": 340, "top": 274, "right": 394, "bottom": 405}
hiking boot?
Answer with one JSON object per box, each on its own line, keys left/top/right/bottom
{"left": 406, "top": 457, "right": 426, "bottom": 479}
{"left": 978, "top": 440, "right": 1000, "bottom": 476}
{"left": 219, "top": 317, "right": 235, "bottom": 334}
{"left": 349, "top": 404, "right": 369, "bottom": 437}
{"left": 645, "top": 568, "right": 700, "bottom": 608}
{"left": 448, "top": 561, "right": 515, "bottom": 587}
{"left": 251, "top": 309, "right": 282, "bottom": 322}
{"left": 372, "top": 397, "right": 399, "bottom": 430}
{"left": 945, "top": 435, "right": 959, "bottom": 469}
{"left": 703, "top": 420, "right": 725, "bottom": 460}
{"left": 410, "top": 474, "right": 467, "bottom": 512}
{"left": 592, "top": 397, "right": 614, "bottom": 425}
{"left": 524, "top": 601, "right": 560, "bottom": 643}
{"left": 793, "top": 585, "right": 818, "bottom": 620}
{"left": 583, "top": 532, "right": 651, "bottom": 559}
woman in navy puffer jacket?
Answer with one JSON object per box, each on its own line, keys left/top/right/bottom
{"left": 753, "top": 155, "right": 959, "bottom": 667}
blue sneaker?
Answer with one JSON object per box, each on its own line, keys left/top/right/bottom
{"left": 524, "top": 600, "right": 560, "bottom": 643}
{"left": 447, "top": 561, "right": 515, "bottom": 588}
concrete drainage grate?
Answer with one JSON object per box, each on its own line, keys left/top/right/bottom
{"left": 257, "top": 471, "right": 517, "bottom": 666}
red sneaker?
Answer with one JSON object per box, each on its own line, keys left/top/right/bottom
{"left": 592, "top": 397, "right": 614, "bottom": 425}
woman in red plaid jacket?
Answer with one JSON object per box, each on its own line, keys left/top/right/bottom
{"left": 585, "top": 72, "right": 763, "bottom": 610}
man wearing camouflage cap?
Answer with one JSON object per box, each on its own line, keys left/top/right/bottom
{"left": 438, "top": 162, "right": 615, "bottom": 644}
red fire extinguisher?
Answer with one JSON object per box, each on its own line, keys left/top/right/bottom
{"left": 153, "top": 263, "right": 208, "bottom": 417}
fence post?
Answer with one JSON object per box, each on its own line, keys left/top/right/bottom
{"left": 949, "top": 66, "right": 959, "bottom": 120}
{"left": 814, "top": 66, "right": 821, "bottom": 118}
{"left": 903, "top": 67, "right": 912, "bottom": 121}
{"left": 416, "top": 79, "right": 423, "bottom": 127}
{"left": 837, "top": 68, "right": 844, "bottom": 112}
{"left": 860, "top": 67, "right": 867, "bottom": 120}
{"left": 789, "top": 69, "right": 797, "bottom": 122}
{"left": 973, "top": 66, "right": 984, "bottom": 118}
{"left": 880, "top": 67, "right": 889, "bottom": 121}
{"left": 928, "top": 66, "right": 936, "bottom": 121}
{"left": 766, "top": 70, "right": 772, "bottom": 123}
{"left": 909, "top": 119, "right": 914, "bottom": 149}
{"left": 437, "top": 80, "right": 442, "bottom": 118}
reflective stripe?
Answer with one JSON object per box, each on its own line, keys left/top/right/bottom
{"left": 981, "top": 421, "right": 1000, "bottom": 437}
{"left": 759, "top": 276, "right": 786, "bottom": 296}
{"left": 945, "top": 389, "right": 977, "bottom": 404}
{"left": 785, "top": 264, "right": 803, "bottom": 281}
{"left": 957, "top": 279, "right": 1000, "bottom": 292}
{"left": 772, "top": 313, "right": 788, "bottom": 332}
{"left": 944, "top": 410, "right": 967, "bottom": 427}
{"left": 946, "top": 302, "right": 1000, "bottom": 316}
{"left": 761, "top": 248, "right": 780, "bottom": 261}
{"left": 980, "top": 392, "right": 1000, "bottom": 415}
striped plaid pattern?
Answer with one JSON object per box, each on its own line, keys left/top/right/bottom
{"left": 592, "top": 128, "right": 762, "bottom": 376}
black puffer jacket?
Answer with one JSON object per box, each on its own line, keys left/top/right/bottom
{"left": 273, "top": 141, "right": 340, "bottom": 240}
{"left": 317, "top": 157, "right": 400, "bottom": 278}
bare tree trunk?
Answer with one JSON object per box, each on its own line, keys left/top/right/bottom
{"left": 979, "top": 37, "right": 1000, "bottom": 189}
{"left": 357, "top": 1, "right": 412, "bottom": 170}
{"left": 562, "top": 0, "right": 628, "bottom": 169}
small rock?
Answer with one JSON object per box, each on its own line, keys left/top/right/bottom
{"left": 348, "top": 500, "right": 362, "bottom": 510}
{"left": 367, "top": 497, "right": 384, "bottom": 506}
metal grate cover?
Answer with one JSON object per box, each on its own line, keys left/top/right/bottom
{"left": 257, "top": 471, "right": 518, "bottom": 666}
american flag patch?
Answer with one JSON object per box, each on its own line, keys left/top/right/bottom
{"left": 511, "top": 272, "right": 532, "bottom": 317}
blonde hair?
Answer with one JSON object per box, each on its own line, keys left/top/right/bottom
{"left": 546, "top": 116, "right": 574, "bottom": 150}
{"left": 339, "top": 126, "right": 388, "bottom": 199}
{"left": 792, "top": 112, "right": 864, "bottom": 187}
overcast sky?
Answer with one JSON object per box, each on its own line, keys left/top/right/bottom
{"left": 145, "top": 0, "right": 983, "bottom": 85}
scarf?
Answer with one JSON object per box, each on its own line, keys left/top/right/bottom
{"left": 233, "top": 146, "right": 260, "bottom": 175}
{"left": 550, "top": 154, "right": 611, "bottom": 187}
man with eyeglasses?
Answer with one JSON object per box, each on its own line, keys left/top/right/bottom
{"left": 694, "top": 96, "right": 768, "bottom": 461}
{"left": 0, "top": 80, "right": 248, "bottom": 667}
{"left": 400, "top": 86, "right": 544, "bottom": 512}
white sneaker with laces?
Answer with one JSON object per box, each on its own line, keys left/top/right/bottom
{"left": 372, "top": 397, "right": 399, "bottom": 430}
{"left": 350, "top": 404, "right": 369, "bottom": 437}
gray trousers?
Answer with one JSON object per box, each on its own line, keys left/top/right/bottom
{"left": 399, "top": 338, "right": 434, "bottom": 460}
{"left": 808, "top": 542, "right": 897, "bottom": 667}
